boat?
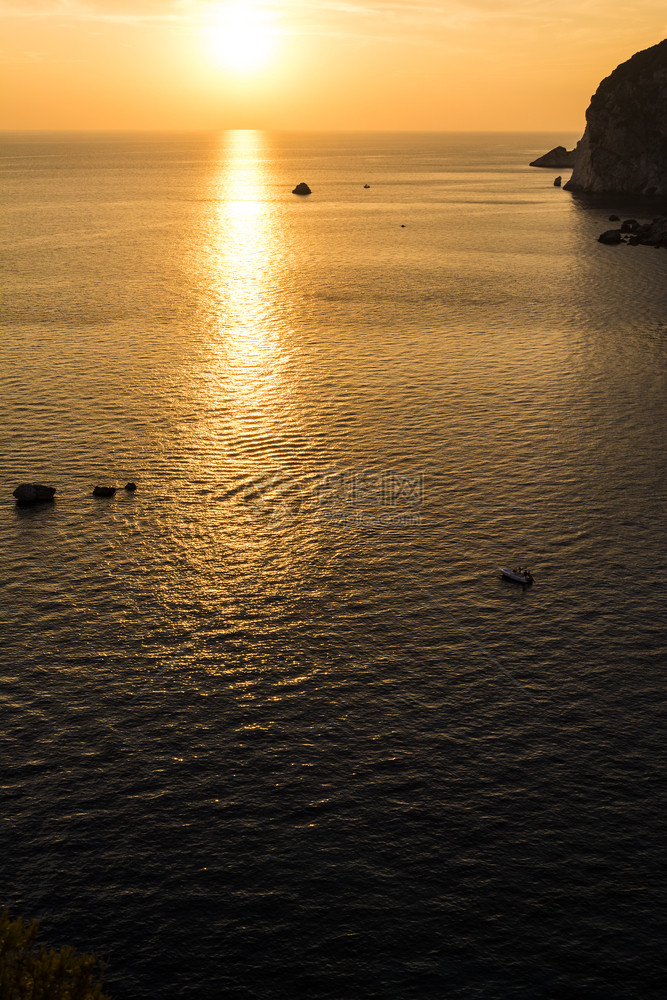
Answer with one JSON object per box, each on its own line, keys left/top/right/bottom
{"left": 499, "top": 566, "right": 534, "bottom": 585}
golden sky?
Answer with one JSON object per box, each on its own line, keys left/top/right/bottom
{"left": 1, "top": 1, "right": 665, "bottom": 130}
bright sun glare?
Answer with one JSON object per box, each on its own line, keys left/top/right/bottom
{"left": 207, "top": 3, "right": 277, "bottom": 74}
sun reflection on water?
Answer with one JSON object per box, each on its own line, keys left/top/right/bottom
{"left": 193, "top": 130, "right": 316, "bottom": 583}
{"left": 215, "top": 130, "right": 282, "bottom": 355}
{"left": 200, "top": 130, "right": 294, "bottom": 438}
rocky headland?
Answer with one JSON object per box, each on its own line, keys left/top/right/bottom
{"left": 564, "top": 39, "right": 667, "bottom": 196}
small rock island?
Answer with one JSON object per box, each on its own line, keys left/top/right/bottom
{"left": 13, "top": 483, "right": 56, "bottom": 506}
{"left": 292, "top": 182, "right": 312, "bottom": 195}
{"left": 529, "top": 146, "right": 576, "bottom": 168}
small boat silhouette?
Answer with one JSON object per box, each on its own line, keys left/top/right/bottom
{"left": 499, "top": 566, "right": 534, "bottom": 584}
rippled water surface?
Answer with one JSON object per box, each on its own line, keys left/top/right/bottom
{"left": 1, "top": 131, "right": 666, "bottom": 998}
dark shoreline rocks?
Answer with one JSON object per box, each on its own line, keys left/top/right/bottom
{"left": 529, "top": 146, "right": 576, "bottom": 168}
{"left": 13, "top": 483, "right": 56, "bottom": 505}
{"left": 93, "top": 486, "right": 116, "bottom": 497}
{"left": 597, "top": 216, "right": 667, "bottom": 247}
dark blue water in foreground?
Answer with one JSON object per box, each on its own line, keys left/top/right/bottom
{"left": 1, "top": 131, "right": 666, "bottom": 998}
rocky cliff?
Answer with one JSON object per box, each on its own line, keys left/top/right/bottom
{"left": 564, "top": 39, "right": 667, "bottom": 196}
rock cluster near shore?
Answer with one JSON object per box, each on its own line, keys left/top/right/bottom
{"left": 598, "top": 216, "right": 667, "bottom": 247}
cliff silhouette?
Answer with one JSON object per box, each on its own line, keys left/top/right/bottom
{"left": 564, "top": 39, "right": 667, "bottom": 196}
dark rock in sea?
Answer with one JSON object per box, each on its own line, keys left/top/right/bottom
{"left": 564, "top": 39, "right": 667, "bottom": 195}
{"left": 364, "top": 184, "right": 370, "bottom": 189}
{"left": 292, "top": 182, "right": 311, "bottom": 195}
{"left": 598, "top": 229, "right": 623, "bottom": 244}
{"left": 628, "top": 236, "right": 640, "bottom": 246}
{"left": 13, "top": 483, "right": 56, "bottom": 505}
{"left": 554, "top": 175, "right": 562, "bottom": 187}
{"left": 400, "top": 224, "right": 406, "bottom": 227}
{"left": 529, "top": 145, "right": 576, "bottom": 168}
{"left": 609, "top": 214, "right": 620, "bottom": 221}
{"left": 620, "top": 218, "right": 640, "bottom": 233}
{"left": 93, "top": 486, "right": 116, "bottom": 497}
{"left": 124, "top": 482, "right": 137, "bottom": 492}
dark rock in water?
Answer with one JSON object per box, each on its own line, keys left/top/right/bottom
{"left": 620, "top": 218, "right": 640, "bottom": 233}
{"left": 554, "top": 175, "right": 562, "bottom": 187}
{"left": 628, "top": 236, "right": 640, "bottom": 245}
{"left": 609, "top": 214, "right": 620, "bottom": 221}
{"left": 400, "top": 224, "right": 406, "bottom": 227}
{"left": 13, "top": 483, "right": 56, "bottom": 505}
{"left": 364, "top": 184, "right": 370, "bottom": 189}
{"left": 529, "top": 145, "right": 576, "bottom": 168}
{"left": 564, "top": 39, "right": 667, "bottom": 195}
{"left": 124, "top": 482, "right": 137, "bottom": 492}
{"left": 93, "top": 485, "right": 116, "bottom": 497}
{"left": 598, "top": 229, "right": 623, "bottom": 244}
{"left": 292, "top": 182, "right": 311, "bottom": 195}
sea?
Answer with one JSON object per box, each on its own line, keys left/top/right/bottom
{"left": 1, "top": 131, "right": 666, "bottom": 999}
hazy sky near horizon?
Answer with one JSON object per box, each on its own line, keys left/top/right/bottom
{"left": 2, "top": 1, "right": 665, "bottom": 130}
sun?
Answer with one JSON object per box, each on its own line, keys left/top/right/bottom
{"left": 206, "top": 3, "right": 277, "bottom": 74}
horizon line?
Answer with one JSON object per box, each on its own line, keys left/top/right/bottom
{"left": 0, "top": 127, "right": 583, "bottom": 135}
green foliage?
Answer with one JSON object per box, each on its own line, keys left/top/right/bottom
{"left": 0, "top": 910, "right": 110, "bottom": 1000}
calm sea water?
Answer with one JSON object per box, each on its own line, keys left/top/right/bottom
{"left": 1, "top": 131, "right": 666, "bottom": 999}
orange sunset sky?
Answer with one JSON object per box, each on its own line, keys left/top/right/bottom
{"left": 1, "top": 1, "right": 665, "bottom": 131}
